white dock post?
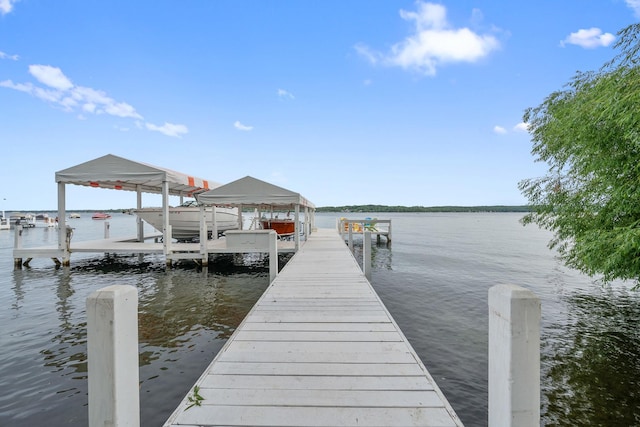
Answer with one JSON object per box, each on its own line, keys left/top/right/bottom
{"left": 136, "top": 186, "right": 144, "bottom": 242}
{"left": 14, "top": 224, "right": 22, "bottom": 248}
{"left": 87, "top": 285, "right": 140, "bottom": 427}
{"left": 104, "top": 221, "right": 110, "bottom": 239}
{"left": 488, "top": 284, "right": 540, "bottom": 427}
{"left": 13, "top": 225, "right": 23, "bottom": 268}
{"left": 211, "top": 206, "right": 218, "bottom": 240}
{"left": 363, "top": 231, "right": 372, "bottom": 281}
{"left": 269, "top": 230, "right": 278, "bottom": 283}
{"left": 199, "top": 205, "right": 208, "bottom": 266}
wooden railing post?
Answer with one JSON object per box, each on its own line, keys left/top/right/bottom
{"left": 269, "top": 231, "right": 278, "bottom": 283}
{"left": 363, "top": 231, "right": 372, "bottom": 281}
{"left": 87, "top": 285, "right": 140, "bottom": 427}
{"left": 488, "top": 284, "right": 540, "bottom": 427}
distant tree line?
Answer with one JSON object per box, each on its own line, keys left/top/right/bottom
{"left": 315, "top": 205, "right": 530, "bottom": 213}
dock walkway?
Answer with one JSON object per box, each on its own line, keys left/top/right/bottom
{"left": 163, "top": 228, "right": 462, "bottom": 427}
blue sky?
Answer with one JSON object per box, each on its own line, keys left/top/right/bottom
{"left": 0, "top": 1, "right": 637, "bottom": 210}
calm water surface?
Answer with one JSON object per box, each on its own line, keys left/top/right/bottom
{"left": 1, "top": 212, "right": 639, "bottom": 426}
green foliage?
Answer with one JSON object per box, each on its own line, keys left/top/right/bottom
{"left": 185, "top": 385, "right": 204, "bottom": 410}
{"left": 519, "top": 23, "right": 640, "bottom": 286}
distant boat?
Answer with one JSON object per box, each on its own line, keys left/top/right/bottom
{"left": 69, "top": 213, "right": 81, "bottom": 219}
{"left": 134, "top": 200, "right": 239, "bottom": 241}
{"left": 9, "top": 212, "right": 36, "bottom": 228}
{"left": 91, "top": 212, "right": 112, "bottom": 220}
{"left": 0, "top": 211, "right": 9, "bottom": 231}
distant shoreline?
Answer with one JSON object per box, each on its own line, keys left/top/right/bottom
{"left": 316, "top": 205, "right": 530, "bottom": 213}
{"left": 5, "top": 205, "right": 531, "bottom": 214}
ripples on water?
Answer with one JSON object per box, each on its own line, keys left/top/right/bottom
{"left": 1, "top": 213, "right": 640, "bottom": 426}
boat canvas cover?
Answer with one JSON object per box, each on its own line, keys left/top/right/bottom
{"left": 55, "top": 154, "right": 220, "bottom": 196}
{"left": 198, "top": 176, "right": 315, "bottom": 209}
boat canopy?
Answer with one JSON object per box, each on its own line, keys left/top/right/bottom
{"left": 55, "top": 154, "right": 219, "bottom": 196}
{"left": 198, "top": 176, "right": 315, "bottom": 209}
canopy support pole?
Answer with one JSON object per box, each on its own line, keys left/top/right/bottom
{"left": 136, "top": 185, "right": 143, "bottom": 242}
{"left": 162, "top": 180, "right": 170, "bottom": 263}
{"left": 294, "top": 204, "right": 300, "bottom": 251}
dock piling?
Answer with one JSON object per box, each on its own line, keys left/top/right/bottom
{"left": 363, "top": 231, "right": 372, "bottom": 280}
{"left": 488, "top": 284, "right": 540, "bottom": 427}
{"left": 87, "top": 285, "right": 140, "bottom": 427}
{"left": 13, "top": 225, "right": 23, "bottom": 268}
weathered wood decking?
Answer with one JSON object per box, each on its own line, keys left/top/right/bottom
{"left": 164, "top": 228, "right": 462, "bottom": 427}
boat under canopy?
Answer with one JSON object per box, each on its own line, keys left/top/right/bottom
{"left": 54, "top": 154, "right": 224, "bottom": 249}
{"left": 197, "top": 176, "right": 315, "bottom": 250}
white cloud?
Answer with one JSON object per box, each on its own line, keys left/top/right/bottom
{"left": 356, "top": 2, "right": 500, "bottom": 76}
{"left": 5, "top": 65, "right": 145, "bottom": 119}
{"left": 277, "top": 88, "right": 295, "bottom": 99}
{"left": 493, "top": 125, "right": 507, "bottom": 134}
{"left": 104, "top": 101, "right": 141, "bottom": 119}
{"left": 145, "top": 122, "right": 188, "bottom": 138}
{"left": 29, "top": 64, "right": 74, "bottom": 90}
{"left": 0, "top": 51, "right": 19, "bottom": 60}
{"left": 513, "top": 122, "right": 529, "bottom": 132}
{"left": 560, "top": 28, "right": 615, "bottom": 49}
{"left": 0, "top": 63, "right": 197, "bottom": 135}
{"left": 0, "top": 0, "right": 18, "bottom": 15}
{"left": 626, "top": 0, "right": 640, "bottom": 17}
{"left": 234, "top": 121, "right": 253, "bottom": 131}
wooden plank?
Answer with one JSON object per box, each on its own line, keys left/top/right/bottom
{"left": 197, "top": 388, "right": 446, "bottom": 408}
{"left": 244, "top": 312, "right": 391, "bottom": 323}
{"left": 214, "top": 350, "right": 417, "bottom": 364}
{"left": 209, "top": 361, "right": 426, "bottom": 376}
{"left": 173, "top": 406, "right": 458, "bottom": 427}
{"left": 233, "top": 330, "right": 403, "bottom": 342}
{"left": 201, "top": 374, "right": 435, "bottom": 391}
{"left": 240, "top": 322, "right": 397, "bottom": 332}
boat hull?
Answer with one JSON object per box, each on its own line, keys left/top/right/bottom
{"left": 134, "top": 206, "right": 239, "bottom": 240}
{"left": 261, "top": 219, "right": 295, "bottom": 235}
{"left": 92, "top": 213, "right": 112, "bottom": 220}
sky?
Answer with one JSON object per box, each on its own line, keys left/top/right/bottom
{"left": 0, "top": 0, "right": 637, "bottom": 210}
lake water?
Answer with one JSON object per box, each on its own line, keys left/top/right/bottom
{"left": 1, "top": 212, "right": 639, "bottom": 426}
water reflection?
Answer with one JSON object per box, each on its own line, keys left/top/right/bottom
{"left": 3, "top": 252, "right": 277, "bottom": 426}
{"left": 543, "top": 287, "right": 640, "bottom": 426}
{"left": 11, "top": 269, "right": 26, "bottom": 311}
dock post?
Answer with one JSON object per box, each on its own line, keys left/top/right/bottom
{"left": 363, "top": 231, "right": 372, "bottom": 281}
{"left": 87, "top": 285, "right": 140, "bottom": 427}
{"left": 199, "top": 205, "right": 208, "bottom": 267}
{"left": 269, "top": 230, "right": 278, "bottom": 283}
{"left": 13, "top": 225, "right": 23, "bottom": 268}
{"left": 63, "top": 225, "right": 73, "bottom": 266}
{"left": 104, "top": 221, "right": 110, "bottom": 239}
{"left": 165, "top": 225, "right": 172, "bottom": 267}
{"left": 348, "top": 222, "right": 354, "bottom": 251}
{"left": 387, "top": 221, "right": 392, "bottom": 247}
{"left": 488, "top": 284, "right": 540, "bottom": 427}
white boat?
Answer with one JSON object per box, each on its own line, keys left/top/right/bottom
{"left": 9, "top": 212, "right": 36, "bottom": 228}
{"left": 134, "top": 200, "right": 239, "bottom": 241}
{"left": 0, "top": 211, "right": 9, "bottom": 231}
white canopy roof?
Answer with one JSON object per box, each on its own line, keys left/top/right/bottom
{"left": 198, "top": 176, "right": 315, "bottom": 209}
{"left": 55, "top": 154, "right": 220, "bottom": 196}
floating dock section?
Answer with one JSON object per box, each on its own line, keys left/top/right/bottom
{"left": 163, "top": 228, "right": 461, "bottom": 427}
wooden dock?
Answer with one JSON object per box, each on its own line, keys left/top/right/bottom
{"left": 12, "top": 229, "right": 296, "bottom": 268}
{"left": 163, "top": 228, "right": 462, "bottom": 427}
